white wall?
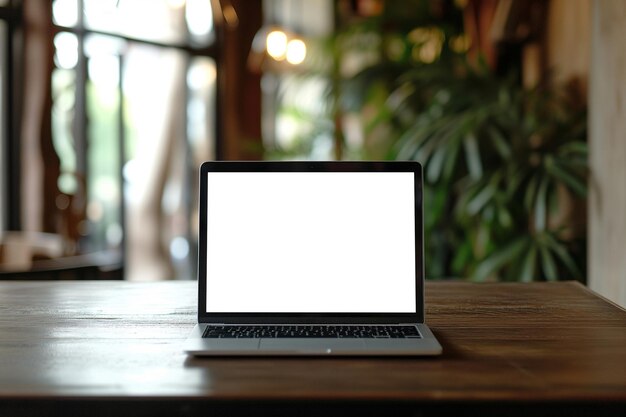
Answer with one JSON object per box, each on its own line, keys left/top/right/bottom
{"left": 589, "top": 0, "right": 626, "bottom": 307}
{"left": 0, "top": 21, "right": 5, "bottom": 234}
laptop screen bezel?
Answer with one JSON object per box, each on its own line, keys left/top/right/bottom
{"left": 197, "top": 161, "right": 424, "bottom": 324}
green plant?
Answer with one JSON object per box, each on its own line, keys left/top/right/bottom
{"left": 337, "top": 3, "right": 588, "bottom": 281}
{"left": 266, "top": 0, "right": 588, "bottom": 281}
{"left": 393, "top": 63, "right": 587, "bottom": 281}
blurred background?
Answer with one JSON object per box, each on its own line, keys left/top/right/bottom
{"left": 0, "top": 0, "right": 624, "bottom": 306}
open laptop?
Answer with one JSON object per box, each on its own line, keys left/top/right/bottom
{"left": 184, "top": 161, "right": 442, "bottom": 356}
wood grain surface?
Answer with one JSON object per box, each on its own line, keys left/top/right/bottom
{"left": 0, "top": 280, "right": 625, "bottom": 416}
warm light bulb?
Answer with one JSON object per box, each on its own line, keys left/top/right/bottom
{"left": 266, "top": 30, "right": 288, "bottom": 61}
{"left": 286, "top": 39, "right": 306, "bottom": 65}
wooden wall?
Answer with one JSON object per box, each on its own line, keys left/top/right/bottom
{"left": 589, "top": 0, "right": 626, "bottom": 307}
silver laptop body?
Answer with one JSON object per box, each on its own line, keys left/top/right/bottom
{"left": 184, "top": 161, "right": 442, "bottom": 356}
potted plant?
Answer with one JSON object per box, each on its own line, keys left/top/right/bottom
{"left": 339, "top": 4, "right": 587, "bottom": 281}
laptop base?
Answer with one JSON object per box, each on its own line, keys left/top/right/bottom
{"left": 184, "top": 324, "right": 442, "bottom": 356}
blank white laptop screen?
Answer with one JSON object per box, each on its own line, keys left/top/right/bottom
{"left": 205, "top": 172, "right": 417, "bottom": 313}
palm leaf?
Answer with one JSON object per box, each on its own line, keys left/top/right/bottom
{"left": 472, "top": 237, "right": 528, "bottom": 281}
{"left": 519, "top": 245, "right": 537, "bottom": 282}
{"left": 539, "top": 243, "right": 558, "bottom": 281}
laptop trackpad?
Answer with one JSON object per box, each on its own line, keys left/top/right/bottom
{"left": 259, "top": 338, "right": 366, "bottom": 353}
{"left": 205, "top": 339, "right": 261, "bottom": 351}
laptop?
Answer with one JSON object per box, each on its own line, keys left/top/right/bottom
{"left": 184, "top": 161, "right": 442, "bottom": 356}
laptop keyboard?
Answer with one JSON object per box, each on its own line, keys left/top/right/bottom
{"left": 202, "top": 325, "right": 421, "bottom": 339}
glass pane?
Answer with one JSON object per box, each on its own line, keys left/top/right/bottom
{"left": 53, "top": 31, "right": 78, "bottom": 70}
{"left": 261, "top": 0, "right": 334, "bottom": 160}
{"left": 53, "top": 0, "right": 79, "bottom": 27}
{"left": 51, "top": 67, "right": 77, "bottom": 196}
{"left": 52, "top": 31, "right": 79, "bottom": 202}
{"left": 83, "top": 0, "right": 208, "bottom": 45}
{"left": 265, "top": 73, "right": 334, "bottom": 160}
{"left": 185, "top": 0, "right": 215, "bottom": 45}
{"left": 187, "top": 57, "right": 215, "bottom": 167}
{"left": 121, "top": 44, "right": 188, "bottom": 280}
{"left": 186, "top": 57, "right": 216, "bottom": 278}
{"left": 85, "top": 34, "right": 123, "bottom": 253}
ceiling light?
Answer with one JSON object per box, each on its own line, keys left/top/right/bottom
{"left": 266, "top": 30, "right": 288, "bottom": 61}
{"left": 286, "top": 38, "right": 306, "bottom": 65}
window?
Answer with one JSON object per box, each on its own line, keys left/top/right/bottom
{"left": 1, "top": 0, "right": 228, "bottom": 280}
{"left": 53, "top": 0, "right": 218, "bottom": 280}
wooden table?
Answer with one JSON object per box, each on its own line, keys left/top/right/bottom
{"left": 0, "top": 281, "right": 624, "bottom": 417}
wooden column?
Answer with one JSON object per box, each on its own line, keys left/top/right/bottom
{"left": 20, "top": 0, "right": 58, "bottom": 233}
{"left": 589, "top": 0, "right": 626, "bottom": 307}
{"left": 217, "top": 0, "right": 262, "bottom": 160}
